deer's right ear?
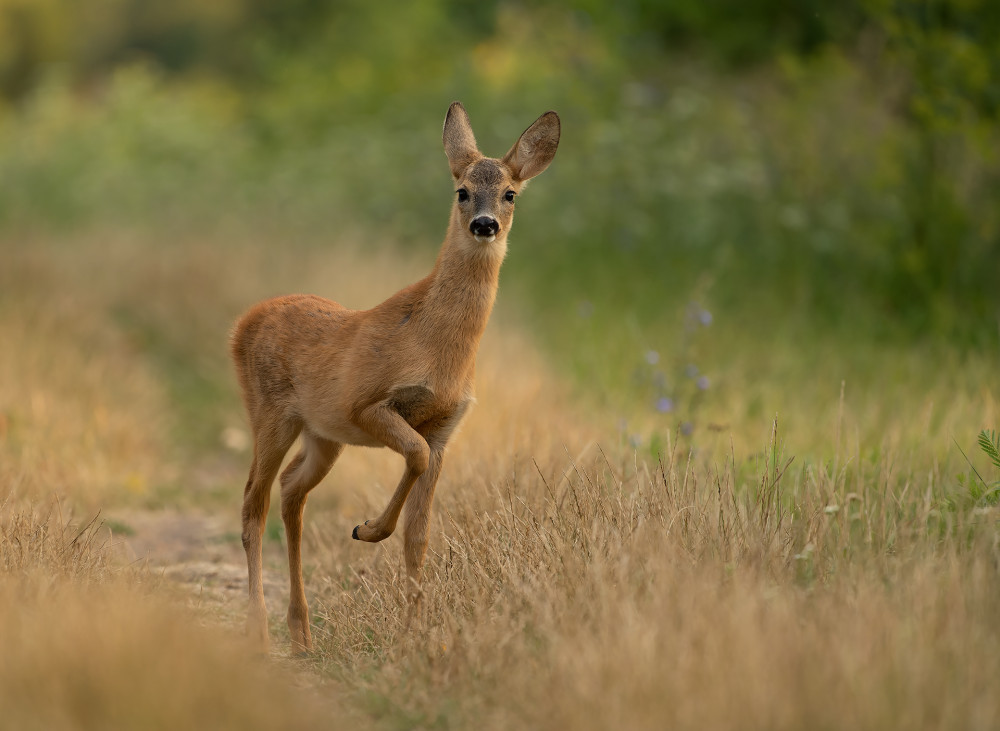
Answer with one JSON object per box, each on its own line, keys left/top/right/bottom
{"left": 443, "top": 102, "right": 481, "bottom": 179}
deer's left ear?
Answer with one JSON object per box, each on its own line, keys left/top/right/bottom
{"left": 502, "top": 111, "right": 560, "bottom": 182}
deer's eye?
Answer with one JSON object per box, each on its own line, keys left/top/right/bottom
{"left": 457, "top": 188, "right": 469, "bottom": 203}
{"left": 504, "top": 190, "right": 515, "bottom": 203}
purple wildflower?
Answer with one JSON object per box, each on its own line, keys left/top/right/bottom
{"left": 655, "top": 397, "right": 674, "bottom": 413}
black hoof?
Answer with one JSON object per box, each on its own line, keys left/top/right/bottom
{"left": 352, "top": 525, "right": 359, "bottom": 540}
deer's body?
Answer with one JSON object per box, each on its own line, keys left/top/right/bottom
{"left": 231, "top": 102, "right": 559, "bottom": 654}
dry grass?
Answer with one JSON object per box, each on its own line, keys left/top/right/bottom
{"left": 297, "top": 420, "right": 1000, "bottom": 730}
{"left": 1, "top": 229, "right": 998, "bottom": 730}
{"left": 0, "top": 286, "right": 168, "bottom": 507}
{"left": 0, "top": 506, "right": 352, "bottom": 731}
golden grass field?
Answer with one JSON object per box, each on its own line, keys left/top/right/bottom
{"left": 1, "top": 229, "right": 998, "bottom": 730}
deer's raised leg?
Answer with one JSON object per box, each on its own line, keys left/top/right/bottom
{"left": 351, "top": 402, "right": 430, "bottom": 542}
{"left": 242, "top": 417, "right": 301, "bottom": 653}
{"left": 279, "top": 431, "right": 343, "bottom": 655}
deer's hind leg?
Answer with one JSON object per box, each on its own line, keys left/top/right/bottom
{"left": 242, "top": 414, "right": 301, "bottom": 654}
{"left": 279, "top": 431, "right": 343, "bottom": 655}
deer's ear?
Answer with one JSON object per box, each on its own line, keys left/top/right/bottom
{"left": 443, "top": 102, "right": 482, "bottom": 179}
{"left": 502, "top": 111, "right": 560, "bottom": 182}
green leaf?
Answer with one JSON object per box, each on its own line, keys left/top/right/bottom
{"left": 978, "top": 430, "right": 1000, "bottom": 471}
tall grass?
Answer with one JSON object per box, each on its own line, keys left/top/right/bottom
{"left": 1, "top": 229, "right": 997, "bottom": 729}
{"left": 0, "top": 243, "right": 169, "bottom": 507}
{"left": 299, "top": 417, "right": 1000, "bottom": 730}
{"left": 0, "top": 506, "right": 351, "bottom": 731}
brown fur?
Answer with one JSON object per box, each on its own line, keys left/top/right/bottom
{"left": 230, "top": 102, "right": 560, "bottom": 653}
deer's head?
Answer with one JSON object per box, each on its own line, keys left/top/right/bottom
{"left": 443, "top": 102, "right": 560, "bottom": 245}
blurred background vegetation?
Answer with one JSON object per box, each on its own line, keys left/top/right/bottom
{"left": 0, "top": 0, "right": 997, "bottom": 454}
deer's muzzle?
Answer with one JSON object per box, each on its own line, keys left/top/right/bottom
{"left": 470, "top": 216, "right": 499, "bottom": 239}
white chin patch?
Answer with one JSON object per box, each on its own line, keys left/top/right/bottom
{"left": 474, "top": 234, "right": 497, "bottom": 244}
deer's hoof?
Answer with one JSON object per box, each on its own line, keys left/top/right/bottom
{"left": 353, "top": 520, "right": 391, "bottom": 543}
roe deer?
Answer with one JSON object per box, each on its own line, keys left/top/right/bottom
{"left": 230, "top": 102, "right": 560, "bottom": 653}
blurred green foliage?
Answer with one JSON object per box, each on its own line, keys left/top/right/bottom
{"left": 0, "top": 0, "right": 997, "bottom": 362}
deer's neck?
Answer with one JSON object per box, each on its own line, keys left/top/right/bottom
{"left": 421, "top": 209, "right": 506, "bottom": 352}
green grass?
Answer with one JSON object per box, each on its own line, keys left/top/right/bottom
{"left": 2, "top": 46, "right": 997, "bottom": 350}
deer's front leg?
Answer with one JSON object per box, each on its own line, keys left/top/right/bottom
{"left": 352, "top": 402, "right": 430, "bottom": 543}
{"left": 403, "top": 446, "right": 445, "bottom": 595}
{"left": 402, "top": 406, "right": 466, "bottom": 606}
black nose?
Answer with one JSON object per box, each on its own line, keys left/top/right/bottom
{"left": 470, "top": 216, "right": 499, "bottom": 237}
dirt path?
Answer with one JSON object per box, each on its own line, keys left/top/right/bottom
{"left": 106, "top": 506, "right": 360, "bottom": 708}
{"left": 109, "top": 508, "right": 288, "bottom": 618}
